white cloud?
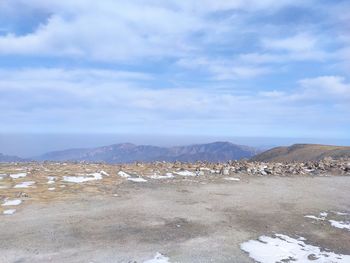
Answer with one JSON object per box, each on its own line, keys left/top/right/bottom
{"left": 177, "top": 57, "right": 270, "bottom": 79}
{"left": 298, "top": 75, "right": 350, "bottom": 99}
{"left": 0, "top": 68, "right": 349, "bottom": 137}
{"left": 0, "top": 0, "right": 310, "bottom": 61}
{"left": 263, "top": 33, "right": 317, "bottom": 52}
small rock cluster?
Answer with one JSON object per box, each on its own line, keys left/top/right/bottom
{"left": 212, "top": 157, "right": 350, "bottom": 176}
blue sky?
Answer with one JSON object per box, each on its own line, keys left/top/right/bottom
{"left": 0, "top": 0, "right": 349, "bottom": 141}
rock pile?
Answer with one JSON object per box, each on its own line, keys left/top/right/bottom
{"left": 131, "top": 157, "right": 350, "bottom": 177}
{"left": 215, "top": 158, "right": 350, "bottom": 176}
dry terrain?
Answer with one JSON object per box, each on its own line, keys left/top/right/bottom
{"left": 253, "top": 144, "right": 350, "bottom": 162}
{"left": 0, "top": 162, "right": 350, "bottom": 262}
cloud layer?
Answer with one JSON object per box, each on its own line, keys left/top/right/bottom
{"left": 0, "top": 0, "right": 349, "bottom": 138}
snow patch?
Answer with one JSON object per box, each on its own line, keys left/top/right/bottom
{"left": 335, "top": 211, "right": 349, "bottom": 216}
{"left": 100, "top": 170, "right": 109, "bottom": 176}
{"left": 223, "top": 177, "right": 240, "bottom": 181}
{"left": 175, "top": 170, "right": 196, "bottom": 176}
{"left": 63, "top": 172, "right": 106, "bottom": 183}
{"left": 149, "top": 173, "right": 174, "bottom": 179}
{"left": 241, "top": 234, "right": 350, "bottom": 263}
{"left": 48, "top": 187, "right": 55, "bottom": 191}
{"left": 329, "top": 220, "right": 350, "bottom": 231}
{"left": 14, "top": 181, "right": 35, "bottom": 188}
{"left": 304, "top": 215, "right": 324, "bottom": 221}
{"left": 3, "top": 209, "right": 16, "bottom": 215}
{"left": 10, "top": 173, "right": 27, "bottom": 179}
{"left": 143, "top": 253, "right": 170, "bottom": 263}
{"left": 128, "top": 177, "right": 147, "bottom": 183}
{"left": 118, "top": 171, "right": 131, "bottom": 178}
{"left": 2, "top": 199, "right": 22, "bottom": 206}
{"left": 47, "top": 176, "right": 56, "bottom": 184}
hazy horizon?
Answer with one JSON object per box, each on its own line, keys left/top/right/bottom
{"left": 1, "top": 133, "right": 350, "bottom": 158}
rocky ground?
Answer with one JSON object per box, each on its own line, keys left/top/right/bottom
{"left": 0, "top": 160, "right": 349, "bottom": 262}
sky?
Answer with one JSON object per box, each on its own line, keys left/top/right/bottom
{"left": 0, "top": 0, "right": 350, "bottom": 154}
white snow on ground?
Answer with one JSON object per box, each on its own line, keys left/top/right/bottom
{"left": 304, "top": 215, "right": 324, "bottom": 220}
{"left": 128, "top": 177, "right": 147, "bottom": 183}
{"left": 149, "top": 173, "right": 174, "bottom": 179}
{"left": 14, "top": 181, "right": 35, "bottom": 188}
{"left": 63, "top": 172, "right": 106, "bottom": 183}
{"left": 223, "top": 177, "right": 240, "bottom": 181}
{"left": 305, "top": 211, "right": 350, "bottom": 231}
{"left": 329, "top": 220, "right": 350, "bottom": 231}
{"left": 241, "top": 234, "right": 350, "bottom": 263}
{"left": 100, "top": 170, "right": 109, "bottom": 176}
{"left": 2, "top": 199, "right": 22, "bottom": 206}
{"left": 118, "top": 171, "right": 131, "bottom": 178}
{"left": 47, "top": 176, "right": 56, "bottom": 184}
{"left": 10, "top": 173, "right": 27, "bottom": 179}
{"left": 319, "top": 212, "right": 328, "bottom": 217}
{"left": 3, "top": 209, "right": 16, "bottom": 215}
{"left": 48, "top": 187, "right": 55, "bottom": 191}
{"left": 304, "top": 211, "right": 328, "bottom": 221}
{"left": 143, "top": 253, "right": 170, "bottom": 263}
{"left": 335, "top": 211, "right": 349, "bottom": 216}
{"left": 175, "top": 170, "right": 196, "bottom": 176}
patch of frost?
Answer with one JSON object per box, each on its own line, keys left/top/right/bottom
{"left": 143, "top": 253, "right": 170, "bottom": 263}
{"left": 241, "top": 234, "right": 350, "bottom": 263}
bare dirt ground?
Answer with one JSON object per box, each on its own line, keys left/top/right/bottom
{"left": 0, "top": 163, "right": 349, "bottom": 262}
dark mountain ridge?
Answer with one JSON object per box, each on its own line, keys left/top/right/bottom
{"left": 34, "top": 141, "right": 259, "bottom": 163}
{"left": 0, "top": 153, "right": 28, "bottom": 162}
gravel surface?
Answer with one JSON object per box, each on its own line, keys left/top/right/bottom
{"left": 0, "top": 176, "right": 349, "bottom": 263}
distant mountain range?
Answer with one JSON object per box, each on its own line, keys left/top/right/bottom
{"left": 3, "top": 142, "right": 350, "bottom": 163}
{"left": 252, "top": 144, "right": 350, "bottom": 162}
{"left": 34, "top": 142, "right": 259, "bottom": 163}
{"left": 0, "top": 153, "right": 27, "bottom": 163}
